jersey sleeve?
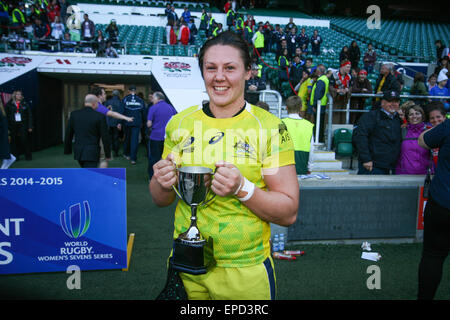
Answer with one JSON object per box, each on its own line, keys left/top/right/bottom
{"left": 261, "top": 118, "right": 295, "bottom": 169}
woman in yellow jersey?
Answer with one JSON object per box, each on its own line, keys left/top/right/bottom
{"left": 150, "top": 31, "right": 299, "bottom": 300}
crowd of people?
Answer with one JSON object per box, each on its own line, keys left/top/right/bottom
{"left": 0, "top": 1, "right": 120, "bottom": 57}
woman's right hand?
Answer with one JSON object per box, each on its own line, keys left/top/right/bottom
{"left": 153, "top": 153, "right": 177, "bottom": 191}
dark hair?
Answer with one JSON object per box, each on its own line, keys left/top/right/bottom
{"left": 198, "top": 31, "right": 251, "bottom": 77}
{"left": 414, "top": 72, "right": 425, "bottom": 83}
{"left": 90, "top": 86, "right": 104, "bottom": 97}
{"left": 426, "top": 101, "right": 446, "bottom": 117}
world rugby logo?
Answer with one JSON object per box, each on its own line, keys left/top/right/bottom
{"left": 60, "top": 201, "right": 91, "bottom": 238}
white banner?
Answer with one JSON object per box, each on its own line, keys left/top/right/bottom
{"left": 37, "top": 55, "right": 153, "bottom": 75}
{"left": 151, "top": 56, "right": 208, "bottom": 112}
{"left": 0, "top": 54, "right": 48, "bottom": 85}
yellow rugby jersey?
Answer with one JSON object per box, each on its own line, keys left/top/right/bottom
{"left": 163, "top": 102, "right": 295, "bottom": 268}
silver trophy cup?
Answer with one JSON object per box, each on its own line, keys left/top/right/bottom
{"left": 172, "top": 166, "right": 215, "bottom": 274}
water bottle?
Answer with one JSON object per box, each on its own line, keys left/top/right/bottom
{"left": 272, "top": 234, "right": 280, "bottom": 252}
{"left": 279, "top": 234, "right": 285, "bottom": 251}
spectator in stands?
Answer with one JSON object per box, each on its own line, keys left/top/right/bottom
{"left": 427, "top": 73, "right": 438, "bottom": 91}
{"left": 398, "top": 100, "right": 414, "bottom": 126}
{"left": 167, "top": 6, "right": 178, "bottom": 24}
{"left": 51, "top": 15, "right": 65, "bottom": 40}
{"left": 11, "top": 3, "right": 26, "bottom": 36}
{"left": 252, "top": 24, "right": 265, "bottom": 54}
{"left": 33, "top": 17, "right": 51, "bottom": 51}
{"left": 245, "top": 14, "right": 256, "bottom": 31}
{"left": 94, "top": 30, "right": 106, "bottom": 57}
{"left": 5, "top": 90, "right": 33, "bottom": 161}
{"left": 0, "top": 0, "right": 9, "bottom": 38}
{"left": 59, "top": 0, "right": 68, "bottom": 26}
{"left": 30, "top": 3, "right": 47, "bottom": 24}
{"left": 373, "top": 63, "right": 401, "bottom": 109}
{"left": 105, "top": 19, "right": 119, "bottom": 43}
{"left": 435, "top": 40, "right": 449, "bottom": 63}
{"left": 224, "top": 0, "right": 232, "bottom": 13}
{"left": 310, "top": 29, "right": 322, "bottom": 56}
{"left": 166, "top": 19, "right": 177, "bottom": 45}
{"left": 36, "top": 0, "right": 48, "bottom": 11}
{"left": 410, "top": 72, "right": 429, "bottom": 106}
{"left": 297, "top": 70, "right": 315, "bottom": 119}
{"left": 329, "top": 60, "right": 352, "bottom": 123}
{"left": 199, "top": 9, "right": 207, "bottom": 31}
{"left": 353, "top": 90, "right": 402, "bottom": 175}
{"left": 226, "top": 6, "right": 235, "bottom": 31}
{"left": 348, "top": 40, "right": 361, "bottom": 70}
{"left": 188, "top": 18, "right": 197, "bottom": 44}
{"left": 426, "top": 102, "right": 446, "bottom": 128}
{"left": 276, "top": 38, "right": 288, "bottom": 61}
{"left": 304, "top": 57, "right": 313, "bottom": 74}
{"left": 81, "top": 14, "right": 95, "bottom": 42}
{"left": 278, "top": 48, "right": 290, "bottom": 83}
{"left": 105, "top": 90, "right": 123, "bottom": 157}
{"left": 282, "top": 95, "right": 314, "bottom": 175}
{"left": 286, "top": 27, "right": 299, "bottom": 58}
{"left": 234, "top": 13, "right": 244, "bottom": 34}
{"left": 289, "top": 55, "right": 304, "bottom": 87}
{"left": 245, "top": 63, "right": 266, "bottom": 105}
{"left": 391, "top": 68, "right": 404, "bottom": 92}
{"left": 417, "top": 117, "right": 450, "bottom": 300}
{"left": 61, "top": 32, "right": 77, "bottom": 52}
{"left": 181, "top": 6, "right": 191, "bottom": 23}
{"left": 362, "top": 43, "right": 376, "bottom": 74}
{"left": 285, "top": 18, "right": 296, "bottom": 34}
{"left": 350, "top": 69, "right": 373, "bottom": 124}
{"left": 46, "top": 2, "right": 60, "bottom": 23}
{"left": 429, "top": 71, "right": 449, "bottom": 110}
{"left": 179, "top": 21, "right": 190, "bottom": 45}
{"left": 309, "top": 65, "right": 331, "bottom": 141}
{"left": 164, "top": 3, "right": 171, "bottom": 16}
{"left": 146, "top": 91, "right": 177, "bottom": 181}
{"left": 105, "top": 40, "right": 118, "bottom": 58}
{"left": 298, "top": 27, "right": 308, "bottom": 54}
{"left": 395, "top": 105, "right": 430, "bottom": 175}
{"left": 339, "top": 45, "right": 349, "bottom": 63}
{"left": 206, "top": 12, "right": 216, "bottom": 38}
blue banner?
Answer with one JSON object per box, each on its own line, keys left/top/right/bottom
{"left": 0, "top": 168, "right": 127, "bottom": 274}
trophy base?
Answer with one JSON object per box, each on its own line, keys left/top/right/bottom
{"left": 172, "top": 238, "right": 207, "bottom": 275}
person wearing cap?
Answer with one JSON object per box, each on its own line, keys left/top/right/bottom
{"left": 122, "top": 85, "right": 146, "bottom": 165}
{"left": 350, "top": 69, "right": 373, "bottom": 123}
{"left": 245, "top": 64, "right": 266, "bottom": 105}
{"left": 329, "top": 59, "right": 352, "bottom": 123}
{"left": 352, "top": 90, "right": 402, "bottom": 175}
{"left": 429, "top": 69, "right": 449, "bottom": 110}
{"left": 373, "top": 63, "right": 401, "bottom": 109}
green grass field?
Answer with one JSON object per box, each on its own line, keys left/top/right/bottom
{"left": 1, "top": 144, "right": 449, "bottom": 300}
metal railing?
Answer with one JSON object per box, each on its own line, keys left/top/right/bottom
{"left": 321, "top": 93, "right": 450, "bottom": 151}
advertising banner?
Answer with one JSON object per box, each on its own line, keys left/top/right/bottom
{"left": 0, "top": 168, "right": 127, "bottom": 275}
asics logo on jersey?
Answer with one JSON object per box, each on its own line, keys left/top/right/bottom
{"left": 208, "top": 132, "right": 225, "bottom": 145}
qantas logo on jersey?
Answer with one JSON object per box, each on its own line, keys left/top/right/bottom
{"left": 234, "top": 140, "right": 256, "bottom": 159}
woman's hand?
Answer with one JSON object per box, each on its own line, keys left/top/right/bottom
{"left": 153, "top": 153, "right": 177, "bottom": 191}
{"left": 211, "top": 161, "right": 242, "bottom": 197}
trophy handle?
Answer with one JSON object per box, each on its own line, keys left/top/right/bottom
{"left": 203, "top": 167, "right": 217, "bottom": 206}
{"left": 172, "top": 184, "right": 183, "bottom": 200}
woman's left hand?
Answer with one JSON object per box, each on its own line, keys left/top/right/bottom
{"left": 211, "top": 161, "right": 242, "bottom": 197}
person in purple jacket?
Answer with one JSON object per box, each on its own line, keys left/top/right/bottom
{"left": 147, "top": 92, "right": 177, "bottom": 180}
{"left": 395, "top": 105, "right": 431, "bottom": 175}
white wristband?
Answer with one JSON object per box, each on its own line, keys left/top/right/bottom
{"left": 236, "top": 177, "right": 255, "bottom": 202}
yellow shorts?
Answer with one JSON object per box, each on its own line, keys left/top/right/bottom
{"left": 179, "top": 257, "right": 276, "bottom": 300}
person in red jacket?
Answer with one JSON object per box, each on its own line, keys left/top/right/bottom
{"left": 179, "top": 21, "right": 190, "bottom": 45}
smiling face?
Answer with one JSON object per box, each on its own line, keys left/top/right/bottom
{"left": 428, "top": 110, "right": 445, "bottom": 127}
{"left": 407, "top": 107, "right": 423, "bottom": 125}
{"left": 202, "top": 44, "right": 251, "bottom": 115}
